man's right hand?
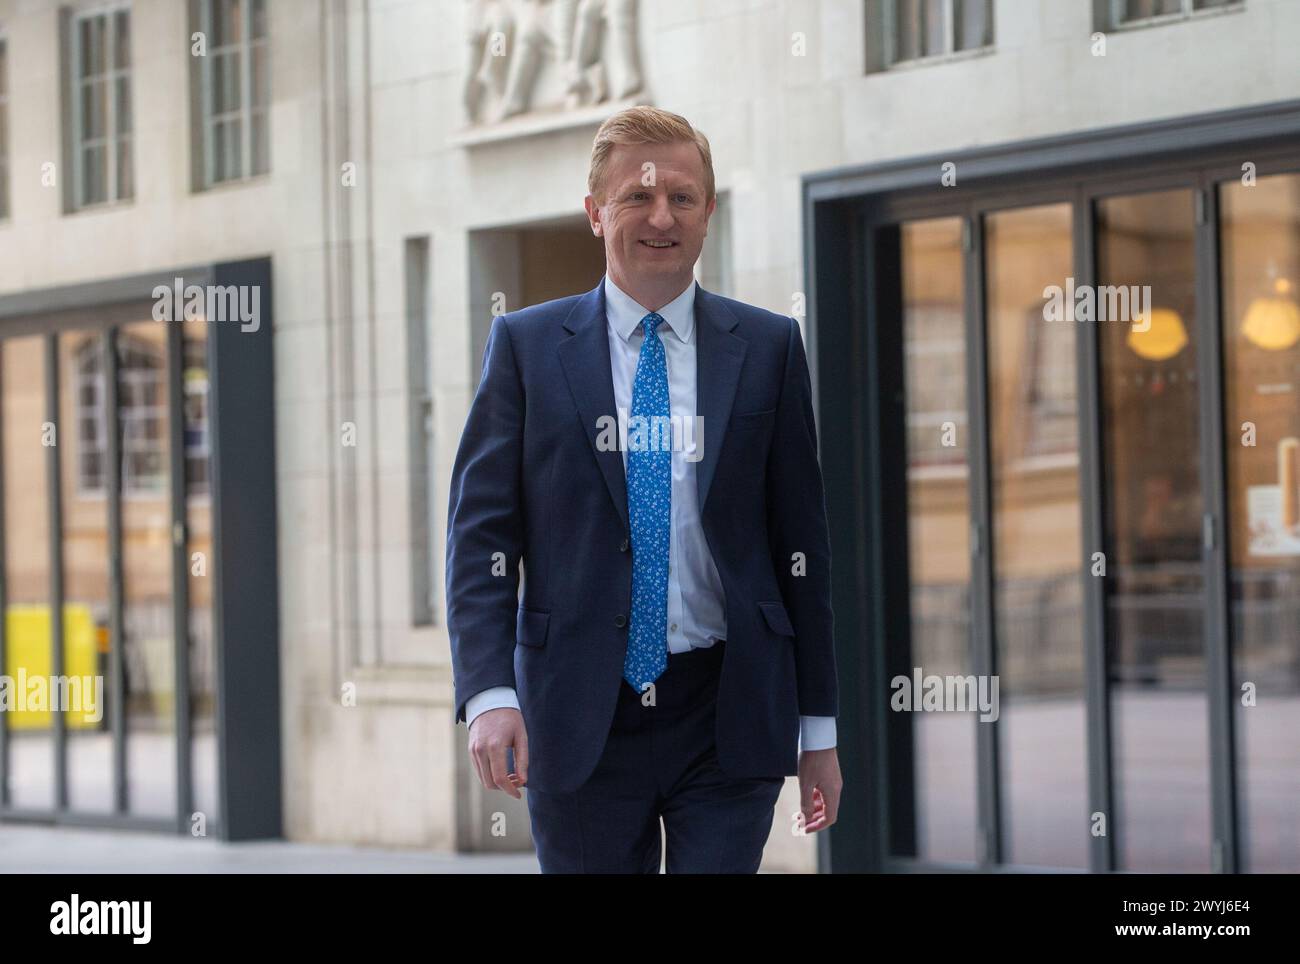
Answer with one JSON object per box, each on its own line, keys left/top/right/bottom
{"left": 468, "top": 707, "right": 529, "bottom": 798}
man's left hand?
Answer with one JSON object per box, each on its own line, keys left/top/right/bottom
{"left": 796, "top": 748, "right": 842, "bottom": 833}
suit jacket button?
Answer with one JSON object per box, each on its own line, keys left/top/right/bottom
{"left": 619, "top": 537, "right": 629, "bottom": 552}
{"left": 613, "top": 614, "right": 626, "bottom": 628}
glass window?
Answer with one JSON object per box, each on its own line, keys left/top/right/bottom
{"left": 1111, "top": 0, "right": 1242, "bottom": 28}
{"left": 1219, "top": 172, "right": 1300, "bottom": 873}
{"left": 867, "top": 148, "right": 1297, "bottom": 875}
{"left": 885, "top": 0, "right": 993, "bottom": 67}
{"left": 898, "top": 217, "right": 978, "bottom": 862}
{"left": 0, "top": 316, "right": 219, "bottom": 825}
{"left": 61, "top": 333, "right": 113, "bottom": 814}
{"left": 199, "top": 0, "right": 269, "bottom": 186}
{"left": 3, "top": 338, "right": 55, "bottom": 809}
{"left": 117, "top": 322, "right": 176, "bottom": 818}
{"left": 71, "top": 8, "right": 133, "bottom": 208}
{"left": 985, "top": 203, "right": 1088, "bottom": 869}
{"left": 1097, "top": 189, "right": 1212, "bottom": 872}
{"left": 75, "top": 333, "right": 172, "bottom": 497}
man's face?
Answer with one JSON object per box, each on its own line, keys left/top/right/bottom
{"left": 585, "top": 140, "right": 715, "bottom": 292}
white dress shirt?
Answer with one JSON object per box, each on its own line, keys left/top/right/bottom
{"left": 464, "top": 274, "right": 836, "bottom": 752}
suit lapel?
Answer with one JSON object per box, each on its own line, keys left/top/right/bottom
{"left": 558, "top": 280, "right": 629, "bottom": 531}
{"left": 556, "top": 279, "right": 748, "bottom": 530}
{"left": 693, "top": 285, "right": 746, "bottom": 514}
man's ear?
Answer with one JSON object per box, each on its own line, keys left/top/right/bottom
{"left": 584, "top": 194, "right": 604, "bottom": 236}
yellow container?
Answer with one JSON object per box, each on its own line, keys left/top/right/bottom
{"left": 2, "top": 604, "right": 102, "bottom": 730}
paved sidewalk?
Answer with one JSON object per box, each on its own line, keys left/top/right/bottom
{"left": 0, "top": 824, "right": 540, "bottom": 874}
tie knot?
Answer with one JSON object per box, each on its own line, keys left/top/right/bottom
{"left": 641, "top": 312, "right": 664, "bottom": 336}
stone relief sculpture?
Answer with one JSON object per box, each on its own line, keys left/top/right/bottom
{"left": 463, "top": 0, "right": 644, "bottom": 125}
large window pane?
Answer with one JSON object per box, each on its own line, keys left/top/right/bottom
{"left": 1097, "top": 189, "right": 1210, "bottom": 872}
{"left": 118, "top": 323, "right": 175, "bottom": 817}
{"left": 61, "top": 333, "right": 112, "bottom": 814}
{"left": 1219, "top": 172, "right": 1300, "bottom": 873}
{"left": 986, "top": 203, "right": 1087, "bottom": 868}
{"left": 898, "top": 217, "right": 977, "bottom": 861}
{"left": 3, "top": 338, "right": 54, "bottom": 809}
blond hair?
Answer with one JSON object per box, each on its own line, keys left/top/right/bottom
{"left": 588, "top": 106, "right": 715, "bottom": 205}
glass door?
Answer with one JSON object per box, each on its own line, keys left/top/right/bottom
{"left": 1219, "top": 172, "right": 1300, "bottom": 872}
{"left": 0, "top": 316, "right": 215, "bottom": 829}
{"left": 1095, "top": 188, "right": 1212, "bottom": 871}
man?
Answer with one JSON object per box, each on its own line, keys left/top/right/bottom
{"left": 446, "top": 106, "right": 841, "bottom": 873}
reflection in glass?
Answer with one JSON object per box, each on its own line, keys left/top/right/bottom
{"left": 1097, "top": 189, "right": 1210, "bottom": 871}
{"left": 899, "top": 217, "right": 977, "bottom": 861}
{"left": 3, "top": 338, "right": 54, "bottom": 808}
{"left": 1220, "top": 172, "right": 1300, "bottom": 872}
{"left": 62, "top": 332, "right": 113, "bottom": 812}
{"left": 118, "top": 323, "right": 176, "bottom": 817}
{"left": 986, "top": 204, "right": 1087, "bottom": 868}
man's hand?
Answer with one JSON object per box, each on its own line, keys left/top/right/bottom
{"left": 796, "top": 747, "right": 842, "bottom": 833}
{"left": 468, "top": 707, "right": 529, "bottom": 799}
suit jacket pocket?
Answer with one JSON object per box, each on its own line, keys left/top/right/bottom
{"left": 516, "top": 607, "right": 550, "bottom": 648}
{"left": 757, "top": 600, "right": 795, "bottom": 638}
{"left": 730, "top": 408, "right": 776, "bottom": 431}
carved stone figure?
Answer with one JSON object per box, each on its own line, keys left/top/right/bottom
{"left": 462, "top": 0, "right": 644, "bottom": 125}
{"left": 562, "top": 0, "right": 642, "bottom": 110}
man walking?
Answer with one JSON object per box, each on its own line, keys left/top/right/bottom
{"left": 446, "top": 106, "right": 841, "bottom": 873}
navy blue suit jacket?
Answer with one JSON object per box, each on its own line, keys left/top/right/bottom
{"left": 446, "top": 277, "right": 838, "bottom": 794}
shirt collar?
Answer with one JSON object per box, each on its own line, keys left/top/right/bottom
{"left": 604, "top": 273, "right": 696, "bottom": 344}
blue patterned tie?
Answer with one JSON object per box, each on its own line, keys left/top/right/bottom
{"left": 624, "top": 312, "right": 671, "bottom": 695}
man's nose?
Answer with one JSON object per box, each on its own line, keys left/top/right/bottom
{"left": 647, "top": 196, "right": 675, "bottom": 228}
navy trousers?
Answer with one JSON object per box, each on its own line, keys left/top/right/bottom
{"left": 524, "top": 640, "right": 785, "bottom": 873}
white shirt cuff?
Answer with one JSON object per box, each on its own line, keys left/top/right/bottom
{"left": 465, "top": 686, "right": 520, "bottom": 729}
{"left": 799, "top": 715, "right": 837, "bottom": 751}
{"left": 468, "top": 689, "right": 834, "bottom": 751}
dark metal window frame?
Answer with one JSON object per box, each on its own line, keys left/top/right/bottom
{"left": 802, "top": 98, "right": 1300, "bottom": 873}
{"left": 0, "top": 258, "right": 281, "bottom": 841}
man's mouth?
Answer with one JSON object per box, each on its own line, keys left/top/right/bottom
{"left": 640, "top": 240, "right": 677, "bottom": 248}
